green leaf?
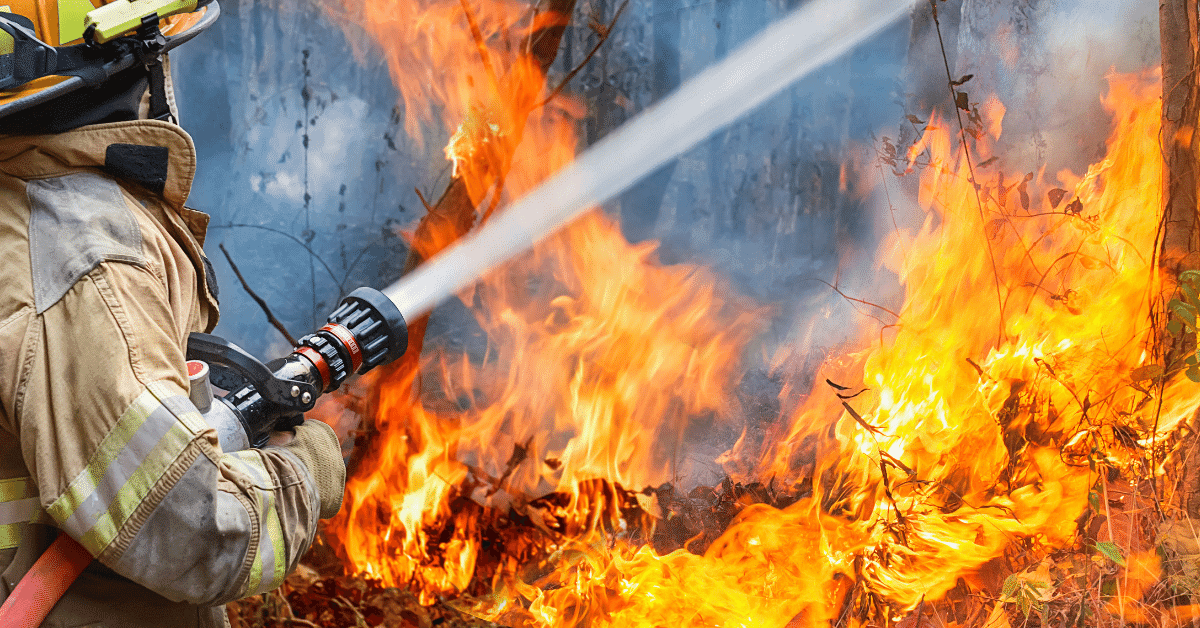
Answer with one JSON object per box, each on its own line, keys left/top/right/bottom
{"left": 1088, "top": 491, "right": 1101, "bottom": 512}
{"left": 1002, "top": 574, "right": 1019, "bottom": 599}
{"left": 1096, "top": 541, "right": 1127, "bottom": 567}
{"left": 1185, "top": 286, "right": 1200, "bottom": 308}
{"left": 1169, "top": 319, "right": 1184, "bottom": 336}
{"left": 1181, "top": 269, "right": 1200, "bottom": 285}
{"left": 1187, "top": 366, "right": 1200, "bottom": 383}
{"left": 1172, "top": 301, "right": 1198, "bottom": 327}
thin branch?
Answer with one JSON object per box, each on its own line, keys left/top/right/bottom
{"left": 414, "top": 187, "right": 435, "bottom": 213}
{"left": 930, "top": 0, "right": 1006, "bottom": 346}
{"left": 808, "top": 278, "right": 901, "bottom": 320}
{"left": 535, "top": 0, "right": 630, "bottom": 110}
{"left": 209, "top": 223, "right": 343, "bottom": 293}
{"left": 459, "top": 0, "right": 501, "bottom": 95}
{"left": 219, "top": 243, "right": 299, "bottom": 346}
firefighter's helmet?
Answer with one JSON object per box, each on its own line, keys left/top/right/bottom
{"left": 0, "top": 0, "right": 218, "bottom": 127}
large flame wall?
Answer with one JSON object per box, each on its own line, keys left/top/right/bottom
{"left": 321, "top": 2, "right": 1200, "bottom": 621}
{"left": 170, "top": 0, "right": 1200, "bottom": 624}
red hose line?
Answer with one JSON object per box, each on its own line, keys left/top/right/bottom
{"left": 0, "top": 533, "right": 92, "bottom": 628}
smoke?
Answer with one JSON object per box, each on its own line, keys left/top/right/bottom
{"left": 171, "top": 0, "right": 1162, "bottom": 492}
{"left": 735, "top": 0, "right": 1162, "bottom": 449}
{"left": 953, "top": 0, "right": 1158, "bottom": 174}
{"left": 796, "top": 0, "right": 1161, "bottom": 342}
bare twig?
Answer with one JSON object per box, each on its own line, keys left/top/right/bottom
{"left": 414, "top": 187, "right": 434, "bottom": 213}
{"left": 536, "top": 0, "right": 630, "bottom": 110}
{"left": 459, "top": 0, "right": 501, "bottom": 95}
{"left": 930, "top": 0, "right": 1006, "bottom": 346}
{"left": 219, "top": 243, "right": 299, "bottom": 346}
{"left": 332, "top": 595, "right": 368, "bottom": 626}
{"left": 809, "top": 278, "right": 901, "bottom": 320}
{"left": 209, "top": 223, "right": 343, "bottom": 293}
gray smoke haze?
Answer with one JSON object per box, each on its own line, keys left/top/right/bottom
{"left": 793, "top": 0, "right": 1162, "bottom": 357}
{"left": 172, "top": 0, "right": 913, "bottom": 359}
{"left": 171, "top": 0, "right": 1160, "bottom": 489}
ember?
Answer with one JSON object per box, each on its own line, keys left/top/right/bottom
{"left": 237, "top": 1, "right": 1200, "bottom": 627}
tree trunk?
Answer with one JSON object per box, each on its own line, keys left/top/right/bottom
{"left": 1160, "top": 0, "right": 1200, "bottom": 274}
{"left": 1159, "top": 0, "right": 1200, "bottom": 517}
{"left": 617, "top": 0, "right": 681, "bottom": 242}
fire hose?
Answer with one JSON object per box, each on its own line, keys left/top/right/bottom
{"left": 0, "top": 287, "right": 409, "bottom": 628}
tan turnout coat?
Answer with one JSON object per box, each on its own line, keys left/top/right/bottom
{"left": 0, "top": 120, "right": 329, "bottom": 627}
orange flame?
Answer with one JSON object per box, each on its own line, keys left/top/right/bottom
{"left": 319, "top": 0, "right": 1197, "bottom": 621}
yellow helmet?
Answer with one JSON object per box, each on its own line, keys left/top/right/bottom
{"left": 0, "top": 0, "right": 218, "bottom": 124}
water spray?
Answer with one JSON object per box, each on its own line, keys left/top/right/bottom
{"left": 193, "top": 0, "right": 916, "bottom": 446}
{"left": 383, "top": 0, "right": 915, "bottom": 322}
{"left": 0, "top": 6, "right": 918, "bottom": 618}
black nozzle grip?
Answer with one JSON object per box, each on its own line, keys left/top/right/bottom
{"left": 326, "top": 287, "right": 408, "bottom": 372}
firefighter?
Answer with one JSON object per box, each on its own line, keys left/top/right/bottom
{"left": 0, "top": 1, "right": 347, "bottom": 626}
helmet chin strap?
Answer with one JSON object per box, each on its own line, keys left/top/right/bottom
{"left": 144, "top": 54, "right": 173, "bottom": 122}
{"left": 137, "top": 53, "right": 177, "bottom": 123}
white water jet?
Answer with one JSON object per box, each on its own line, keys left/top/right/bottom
{"left": 383, "top": 0, "right": 916, "bottom": 322}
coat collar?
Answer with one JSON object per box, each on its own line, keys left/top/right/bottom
{"left": 0, "top": 120, "right": 197, "bottom": 211}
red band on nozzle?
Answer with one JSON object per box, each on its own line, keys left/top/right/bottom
{"left": 321, "top": 323, "right": 363, "bottom": 373}
{"left": 296, "top": 346, "right": 331, "bottom": 390}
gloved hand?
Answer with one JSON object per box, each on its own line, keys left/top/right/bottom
{"left": 274, "top": 420, "right": 346, "bottom": 519}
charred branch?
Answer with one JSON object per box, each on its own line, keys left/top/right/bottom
{"left": 347, "top": 0, "right": 582, "bottom": 476}
{"left": 536, "top": 0, "right": 630, "bottom": 110}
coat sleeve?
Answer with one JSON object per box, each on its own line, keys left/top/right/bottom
{"left": 15, "top": 258, "right": 335, "bottom": 606}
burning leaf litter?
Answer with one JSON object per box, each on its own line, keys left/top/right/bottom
{"left": 230, "top": 0, "right": 1200, "bottom": 623}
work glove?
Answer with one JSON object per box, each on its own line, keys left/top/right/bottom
{"left": 275, "top": 420, "right": 346, "bottom": 519}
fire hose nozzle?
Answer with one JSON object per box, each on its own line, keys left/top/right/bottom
{"left": 295, "top": 287, "right": 409, "bottom": 393}
{"left": 187, "top": 286, "right": 408, "bottom": 448}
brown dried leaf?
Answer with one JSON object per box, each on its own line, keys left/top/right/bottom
{"left": 983, "top": 603, "right": 1012, "bottom": 628}
{"left": 1047, "top": 188, "right": 1068, "bottom": 208}
{"left": 837, "top": 387, "right": 869, "bottom": 400}
{"left": 1159, "top": 520, "right": 1200, "bottom": 594}
{"left": 985, "top": 218, "right": 1005, "bottom": 240}
{"left": 1130, "top": 364, "right": 1164, "bottom": 382}
{"left": 895, "top": 605, "right": 927, "bottom": 628}
{"left": 842, "top": 402, "right": 882, "bottom": 434}
{"left": 955, "top": 90, "right": 969, "bottom": 111}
